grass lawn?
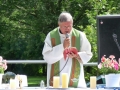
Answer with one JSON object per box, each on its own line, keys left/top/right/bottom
{"left": 28, "top": 76, "right": 47, "bottom": 87}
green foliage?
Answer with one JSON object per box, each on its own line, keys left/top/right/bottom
{"left": 28, "top": 76, "right": 47, "bottom": 86}
{"left": 100, "top": 68, "right": 120, "bottom": 75}
{"left": 0, "top": 68, "right": 4, "bottom": 74}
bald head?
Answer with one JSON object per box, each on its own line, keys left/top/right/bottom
{"left": 58, "top": 12, "right": 73, "bottom": 24}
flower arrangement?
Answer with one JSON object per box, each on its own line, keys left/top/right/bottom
{"left": 0, "top": 56, "right": 7, "bottom": 73}
{"left": 98, "top": 55, "right": 120, "bottom": 75}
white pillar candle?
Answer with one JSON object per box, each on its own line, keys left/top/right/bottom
{"left": 0, "top": 74, "right": 3, "bottom": 85}
{"left": 90, "top": 76, "right": 96, "bottom": 89}
{"left": 9, "top": 78, "right": 16, "bottom": 89}
{"left": 53, "top": 76, "right": 60, "bottom": 88}
{"left": 62, "top": 73, "right": 68, "bottom": 88}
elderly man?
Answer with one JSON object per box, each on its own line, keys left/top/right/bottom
{"left": 42, "top": 12, "right": 93, "bottom": 88}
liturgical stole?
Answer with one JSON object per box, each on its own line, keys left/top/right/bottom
{"left": 50, "top": 28, "right": 80, "bottom": 88}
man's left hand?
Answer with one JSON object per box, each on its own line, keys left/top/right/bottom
{"left": 68, "top": 52, "right": 77, "bottom": 58}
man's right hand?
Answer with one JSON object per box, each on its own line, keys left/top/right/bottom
{"left": 63, "top": 38, "right": 70, "bottom": 49}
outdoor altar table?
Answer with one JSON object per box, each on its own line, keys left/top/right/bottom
{"left": 21, "top": 87, "right": 120, "bottom": 90}
{"left": 19, "top": 87, "right": 120, "bottom": 90}
{"left": 0, "top": 88, "right": 110, "bottom": 90}
{"left": 0, "top": 87, "right": 117, "bottom": 90}
{"left": 0, "top": 84, "right": 117, "bottom": 90}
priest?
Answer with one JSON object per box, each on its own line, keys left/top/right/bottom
{"left": 42, "top": 12, "right": 93, "bottom": 88}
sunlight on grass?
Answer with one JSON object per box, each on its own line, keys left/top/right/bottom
{"left": 28, "top": 76, "right": 47, "bottom": 87}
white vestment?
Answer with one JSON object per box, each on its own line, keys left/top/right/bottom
{"left": 42, "top": 27, "right": 93, "bottom": 88}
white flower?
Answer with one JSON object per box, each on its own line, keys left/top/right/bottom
{"left": 98, "top": 63, "right": 102, "bottom": 69}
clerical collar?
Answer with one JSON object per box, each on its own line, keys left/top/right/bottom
{"left": 59, "top": 29, "right": 63, "bottom": 34}
{"left": 58, "top": 29, "right": 66, "bottom": 38}
{"left": 58, "top": 28, "right": 71, "bottom": 38}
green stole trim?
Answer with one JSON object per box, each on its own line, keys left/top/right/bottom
{"left": 69, "top": 28, "right": 80, "bottom": 88}
{"left": 50, "top": 28, "right": 80, "bottom": 87}
{"left": 50, "top": 28, "right": 60, "bottom": 86}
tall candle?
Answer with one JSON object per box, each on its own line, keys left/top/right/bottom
{"left": 53, "top": 76, "right": 60, "bottom": 88}
{"left": 9, "top": 78, "right": 16, "bottom": 89}
{"left": 90, "top": 76, "right": 96, "bottom": 89}
{"left": 62, "top": 73, "right": 68, "bottom": 88}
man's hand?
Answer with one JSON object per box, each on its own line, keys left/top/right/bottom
{"left": 63, "top": 47, "right": 78, "bottom": 60}
{"left": 68, "top": 51, "right": 82, "bottom": 63}
{"left": 69, "top": 47, "right": 78, "bottom": 55}
{"left": 63, "top": 38, "right": 70, "bottom": 49}
{"left": 63, "top": 47, "right": 82, "bottom": 62}
{"left": 67, "top": 47, "right": 78, "bottom": 58}
{"left": 68, "top": 52, "right": 77, "bottom": 58}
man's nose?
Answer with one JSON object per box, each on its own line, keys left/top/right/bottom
{"left": 65, "top": 26, "right": 71, "bottom": 30}
{"left": 66, "top": 26, "right": 70, "bottom": 29}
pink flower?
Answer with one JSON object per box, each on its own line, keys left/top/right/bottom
{"left": 101, "top": 55, "right": 106, "bottom": 62}
{"left": 0, "top": 56, "right": 7, "bottom": 73}
{"left": 114, "top": 64, "right": 119, "bottom": 70}
{"left": 2, "top": 59, "right": 7, "bottom": 70}
{"left": 109, "top": 55, "right": 115, "bottom": 60}
{"left": 98, "top": 55, "right": 120, "bottom": 74}
{"left": 0, "top": 56, "right": 3, "bottom": 61}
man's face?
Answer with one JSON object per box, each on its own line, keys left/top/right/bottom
{"left": 59, "top": 21, "right": 73, "bottom": 34}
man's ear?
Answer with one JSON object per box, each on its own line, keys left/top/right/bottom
{"left": 58, "top": 22, "right": 60, "bottom": 26}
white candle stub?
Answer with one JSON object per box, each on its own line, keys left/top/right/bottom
{"left": 62, "top": 73, "right": 68, "bottom": 88}
{"left": 10, "top": 78, "right": 16, "bottom": 89}
{"left": 53, "top": 76, "right": 60, "bottom": 88}
{"left": 90, "top": 76, "right": 96, "bottom": 89}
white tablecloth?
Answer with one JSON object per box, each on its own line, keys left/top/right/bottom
{"left": 0, "top": 86, "right": 112, "bottom": 90}
{"left": 0, "top": 84, "right": 114, "bottom": 90}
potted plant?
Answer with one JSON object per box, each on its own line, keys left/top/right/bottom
{"left": 98, "top": 55, "right": 120, "bottom": 87}
{"left": 0, "top": 56, "right": 7, "bottom": 74}
{"left": 0, "top": 56, "right": 7, "bottom": 85}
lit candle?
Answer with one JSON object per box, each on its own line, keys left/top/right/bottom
{"left": 53, "top": 76, "right": 60, "bottom": 88}
{"left": 9, "top": 78, "right": 16, "bottom": 89}
{"left": 90, "top": 76, "right": 96, "bottom": 89}
{"left": 62, "top": 73, "right": 68, "bottom": 88}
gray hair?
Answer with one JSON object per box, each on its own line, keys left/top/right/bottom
{"left": 58, "top": 12, "right": 73, "bottom": 23}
